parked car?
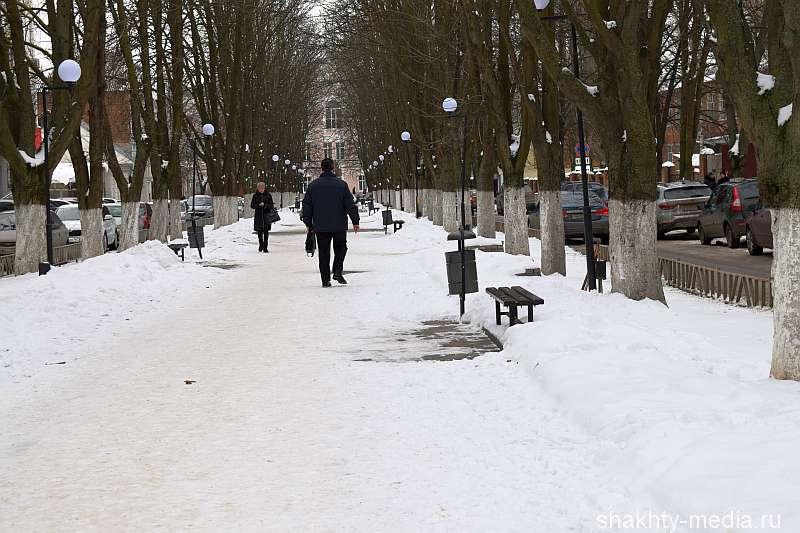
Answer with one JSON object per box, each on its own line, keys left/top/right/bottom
{"left": 698, "top": 179, "right": 760, "bottom": 248}
{"left": 106, "top": 202, "right": 153, "bottom": 240}
{"left": 50, "top": 198, "right": 74, "bottom": 209}
{"left": 102, "top": 197, "right": 118, "bottom": 204}
{"left": 496, "top": 184, "right": 537, "bottom": 216}
{"left": 528, "top": 190, "right": 609, "bottom": 243}
{"left": 184, "top": 195, "right": 214, "bottom": 219}
{"left": 561, "top": 181, "right": 609, "bottom": 205}
{"left": 0, "top": 210, "right": 69, "bottom": 255}
{"left": 0, "top": 199, "right": 13, "bottom": 212}
{"left": 59, "top": 197, "right": 79, "bottom": 204}
{"left": 656, "top": 181, "right": 712, "bottom": 237}
{"left": 56, "top": 204, "right": 118, "bottom": 250}
{"left": 745, "top": 206, "right": 773, "bottom": 256}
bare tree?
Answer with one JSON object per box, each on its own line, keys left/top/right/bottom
{"left": 706, "top": 0, "right": 800, "bottom": 380}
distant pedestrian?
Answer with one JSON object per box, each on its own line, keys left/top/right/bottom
{"left": 251, "top": 181, "right": 274, "bottom": 253}
{"left": 718, "top": 170, "right": 731, "bottom": 185}
{"left": 302, "top": 158, "right": 360, "bottom": 287}
{"left": 703, "top": 173, "right": 717, "bottom": 191}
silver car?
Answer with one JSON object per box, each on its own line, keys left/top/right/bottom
{"left": 56, "top": 204, "right": 119, "bottom": 251}
{"left": 656, "top": 181, "right": 712, "bottom": 237}
{"left": 0, "top": 210, "right": 69, "bottom": 255}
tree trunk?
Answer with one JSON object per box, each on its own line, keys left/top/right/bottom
{"left": 80, "top": 208, "right": 106, "bottom": 259}
{"left": 539, "top": 190, "right": 566, "bottom": 275}
{"left": 118, "top": 201, "right": 140, "bottom": 251}
{"left": 608, "top": 199, "right": 665, "bottom": 301}
{"left": 503, "top": 186, "right": 530, "bottom": 255}
{"left": 150, "top": 199, "right": 169, "bottom": 242}
{"left": 213, "top": 195, "right": 238, "bottom": 228}
{"left": 243, "top": 193, "right": 255, "bottom": 218}
{"left": 770, "top": 208, "right": 800, "bottom": 379}
{"left": 431, "top": 189, "right": 443, "bottom": 226}
{"left": 442, "top": 190, "right": 459, "bottom": 232}
{"left": 476, "top": 189, "right": 496, "bottom": 238}
{"left": 168, "top": 199, "right": 183, "bottom": 240}
{"left": 14, "top": 202, "right": 46, "bottom": 274}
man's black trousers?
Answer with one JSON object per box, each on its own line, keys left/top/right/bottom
{"left": 315, "top": 231, "right": 347, "bottom": 282}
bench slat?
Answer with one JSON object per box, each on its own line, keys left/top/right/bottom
{"left": 510, "top": 286, "right": 545, "bottom": 306}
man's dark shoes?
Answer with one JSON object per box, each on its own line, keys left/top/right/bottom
{"left": 322, "top": 281, "right": 331, "bottom": 287}
{"left": 333, "top": 272, "right": 348, "bottom": 285}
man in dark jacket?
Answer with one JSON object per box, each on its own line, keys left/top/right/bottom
{"left": 251, "top": 182, "right": 274, "bottom": 252}
{"left": 302, "top": 159, "right": 360, "bottom": 287}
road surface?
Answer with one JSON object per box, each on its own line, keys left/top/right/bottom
{"left": 657, "top": 232, "right": 772, "bottom": 278}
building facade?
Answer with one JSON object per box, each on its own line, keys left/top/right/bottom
{"left": 303, "top": 97, "right": 362, "bottom": 194}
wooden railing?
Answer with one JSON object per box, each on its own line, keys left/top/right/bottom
{"left": 53, "top": 243, "right": 82, "bottom": 265}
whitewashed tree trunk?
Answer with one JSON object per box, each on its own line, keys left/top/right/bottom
{"left": 608, "top": 199, "right": 665, "bottom": 302}
{"left": 150, "top": 199, "right": 169, "bottom": 242}
{"left": 403, "top": 189, "right": 412, "bottom": 213}
{"left": 118, "top": 201, "right": 139, "bottom": 251}
{"left": 213, "top": 196, "right": 238, "bottom": 228}
{"left": 477, "top": 189, "right": 496, "bottom": 238}
{"left": 80, "top": 208, "right": 105, "bottom": 259}
{"left": 168, "top": 199, "right": 183, "bottom": 240}
{"left": 423, "top": 189, "right": 434, "bottom": 219}
{"left": 13, "top": 203, "right": 46, "bottom": 274}
{"left": 432, "top": 189, "right": 444, "bottom": 226}
{"left": 770, "top": 208, "right": 800, "bottom": 380}
{"left": 503, "top": 186, "right": 530, "bottom": 255}
{"left": 243, "top": 193, "right": 255, "bottom": 218}
{"left": 442, "top": 191, "right": 459, "bottom": 232}
{"left": 539, "top": 190, "right": 566, "bottom": 275}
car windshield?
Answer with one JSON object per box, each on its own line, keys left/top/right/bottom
{"left": 664, "top": 185, "right": 712, "bottom": 200}
{"left": 189, "top": 196, "right": 213, "bottom": 206}
{"left": 0, "top": 212, "right": 15, "bottom": 230}
{"left": 56, "top": 205, "right": 80, "bottom": 221}
{"left": 107, "top": 205, "right": 123, "bottom": 217}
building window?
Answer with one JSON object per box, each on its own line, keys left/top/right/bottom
{"left": 358, "top": 174, "right": 366, "bottom": 192}
{"left": 323, "top": 142, "right": 333, "bottom": 160}
{"left": 336, "top": 142, "right": 346, "bottom": 160}
{"left": 325, "top": 105, "right": 341, "bottom": 129}
{"left": 304, "top": 142, "right": 312, "bottom": 162}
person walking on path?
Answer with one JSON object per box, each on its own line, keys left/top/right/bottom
{"left": 251, "top": 182, "right": 274, "bottom": 253}
{"left": 302, "top": 159, "right": 360, "bottom": 287}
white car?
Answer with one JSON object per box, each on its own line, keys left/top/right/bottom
{"left": 55, "top": 204, "right": 118, "bottom": 251}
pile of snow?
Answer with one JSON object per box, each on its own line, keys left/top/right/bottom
{"left": 778, "top": 103, "right": 793, "bottom": 127}
{"left": 756, "top": 72, "right": 775, "bottom": 95}
{"left": 0, "top": 241, "right": 223, "bottom": 386}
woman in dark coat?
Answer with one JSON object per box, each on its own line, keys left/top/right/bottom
{"left": 251, "top": 181, "right": 274, "bottom": 252}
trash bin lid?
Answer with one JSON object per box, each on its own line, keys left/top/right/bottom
{"left": 447, "top": 229, "right": 477, "bottom": 241}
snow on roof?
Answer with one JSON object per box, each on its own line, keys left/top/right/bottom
{"left": 52, "top": 163, "right": 76, "bottom": 185}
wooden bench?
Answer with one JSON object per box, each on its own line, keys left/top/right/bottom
{"left": 393, "top": 220, "right": 405, "bottom": 232}
{"left": 167, "top": 242, "right": 188, "bottom": 261}
{"left": 486, "top": 286, "right": 545, "bottom": 326}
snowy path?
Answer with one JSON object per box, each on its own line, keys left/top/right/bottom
{"left": 2, "top": 220, "right": 633, "bottom": 532}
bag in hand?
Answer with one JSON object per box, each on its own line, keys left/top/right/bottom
{"left": 266, "top": 208, "right": 281, "bottom": 224}
{"left": 305, "top": 229, "right": 316, "bottom": 257}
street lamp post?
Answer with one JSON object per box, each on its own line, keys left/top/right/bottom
{"left": 189, "top": 123, "right": 214, "bottom": 259}
{"left": 401, "top": 131, "right": 421, "bottom": 218}
{"left": 40, "top": 59, "right": 81, "bottom": 275}
{"left": 535, "top": 0, "right": 596, "bottom": 290}
{"left": 443, "top": 97, "right": 472, "bottom": 318}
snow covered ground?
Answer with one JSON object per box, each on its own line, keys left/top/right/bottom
{"left": 1, "top": 207, "right": 797, "bottom": 532}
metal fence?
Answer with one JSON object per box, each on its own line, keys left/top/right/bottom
{"left": 592, "top": 243, "right": 771, "bottom": 308}
{"left": 0, "top": 254, "right": 12, "bottom": 277}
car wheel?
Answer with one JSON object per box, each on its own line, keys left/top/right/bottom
{"left": 725, "top": 224, "right": 739, "bottom": 249}
{"left": 746, "top": 227, "right": 763, "bottom": 256}
{"left": 699, "top": 225, "right": 711, "bottom": 245}
{"left": 657, "top": 229, "right": 666, "bottom": 240}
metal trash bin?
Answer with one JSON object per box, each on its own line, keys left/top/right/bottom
{"left": 382, "top": 209, "right": 393, "bottom": 226}
{"left": 445, "top": 249, "right": 478, "bottom": 295}
{"left": 187, "top": 225, "right": 205, "bottom": 249}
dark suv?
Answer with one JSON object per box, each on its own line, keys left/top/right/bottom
{"left": 698, "top": 179, "right": 760, "bottom": 248}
